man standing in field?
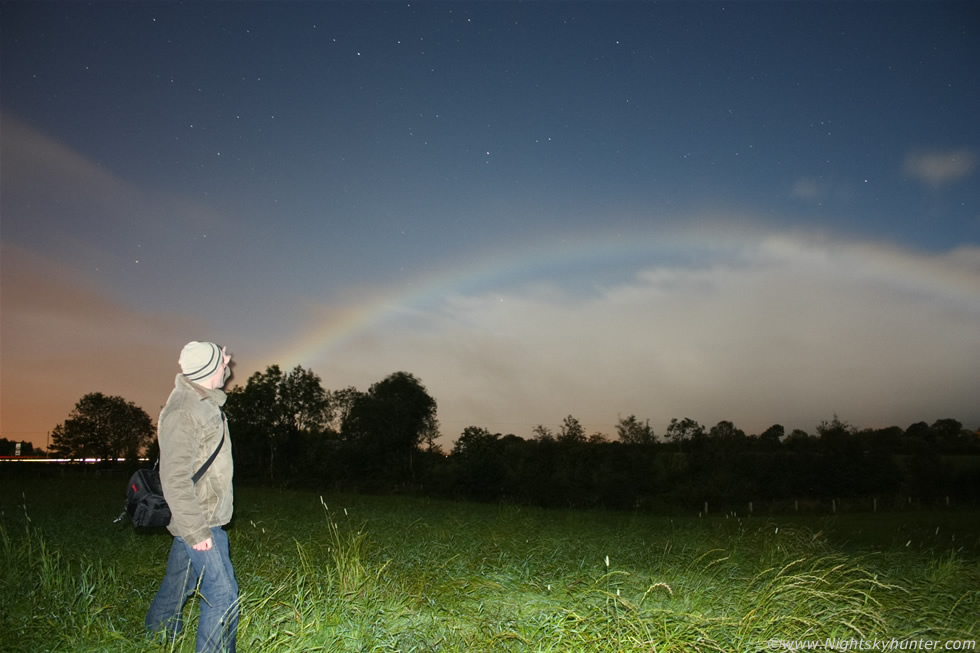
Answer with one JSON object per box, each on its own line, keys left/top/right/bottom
{"left": 146, "top": 341, "right": 238, "bottom": 652}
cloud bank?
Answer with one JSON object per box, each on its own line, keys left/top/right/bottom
{"left": 307, "top": 234, "right": 980, "bottom": 440}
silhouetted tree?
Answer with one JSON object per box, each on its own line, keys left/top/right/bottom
{"left": 532, "top": 424, "right": 555, "bottom": 442}
{"left": 930, "top": 418, "right": 972, "bottom": 452}
{"left": 341, "top": 371, "right": 438, "bottom": 484}
{"left": 759, "top": 424, "right": 784, "bottom": 446}
{"left": 816, "top": 414, "right": 854, "bottom": 439}
{"left": 451, "top": 427, "right": 506, "bottom": 499}
{"left": 328, "top": 386, "right": 361, "bottom": 432}
{"left": 865, "top": 425, "right": 902, "bottom": 454}
{"left": 665, "top": 417, "right": 705, "bottom": 448}
{"left": 616, "top": 415, "right": 655, "bottom": 445}
{"left": 558, "top": 415, "right": 586, "bottom": 444}
{"left": 785, "top": 428, "right": 811, "bottom": 443}
{"left": 225, "top": 364, "right": 330, "bottom": 479}
{"left": 587, "top": 431, "right": 609, "bottom": 444}
{"left": 50, "top": 392, "right": 153, "bottom": 463}
{"left": 708, "top": 420, "right": 745, "bottom": 441}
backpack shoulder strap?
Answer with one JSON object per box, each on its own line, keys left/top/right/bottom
{"left": 191, "top": 413, "right": 226, "bottom": 484}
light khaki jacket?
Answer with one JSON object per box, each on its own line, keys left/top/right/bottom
{"left": 158, "top": 374, "right": 234, "bottom": 546}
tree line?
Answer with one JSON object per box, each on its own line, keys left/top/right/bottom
{"left": 42, "top": 365, "right": 980, "bottom": 511}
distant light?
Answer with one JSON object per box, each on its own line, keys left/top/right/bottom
{"left": 0, "top": 457, "right": 148, "bottom": 463}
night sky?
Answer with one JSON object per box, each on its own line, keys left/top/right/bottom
{"left": 2, "top": 2, "right": 978, "bottom": 450}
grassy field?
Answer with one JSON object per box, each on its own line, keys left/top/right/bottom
{"left": 1, "top": 476, "right": 977, "bottom": 652}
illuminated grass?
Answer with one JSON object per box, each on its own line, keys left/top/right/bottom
{"left": 1, "top": 478, "right": 978, "bottom": 652}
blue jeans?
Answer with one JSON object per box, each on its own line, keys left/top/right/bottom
{"left": 145, "top": 527, "right": 239, "bottom": 653}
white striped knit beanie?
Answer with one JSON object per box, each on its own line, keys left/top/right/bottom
{"left": 178, "top": 341, "right": 222, "bottom": 383}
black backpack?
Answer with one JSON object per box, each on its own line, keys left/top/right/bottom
{"left": 117, "top": 431, "right": 224, "bottom": 529}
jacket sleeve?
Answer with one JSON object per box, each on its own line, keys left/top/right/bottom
{"left": 159, "top": 409, "right": 211, "bottom": 546}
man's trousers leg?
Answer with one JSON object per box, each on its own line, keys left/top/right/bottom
{"left": 146, "top": 527, "right": 238, "bottom": 652}
{"left": 145, "top": 537, "right": 196, "bottom": 640}
{"left": 190, "top": 527, "right": 239, "bottom": 653}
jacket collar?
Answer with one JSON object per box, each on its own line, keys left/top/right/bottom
{"left": 174, "top": 373, "right": 228, "bottom": 407}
